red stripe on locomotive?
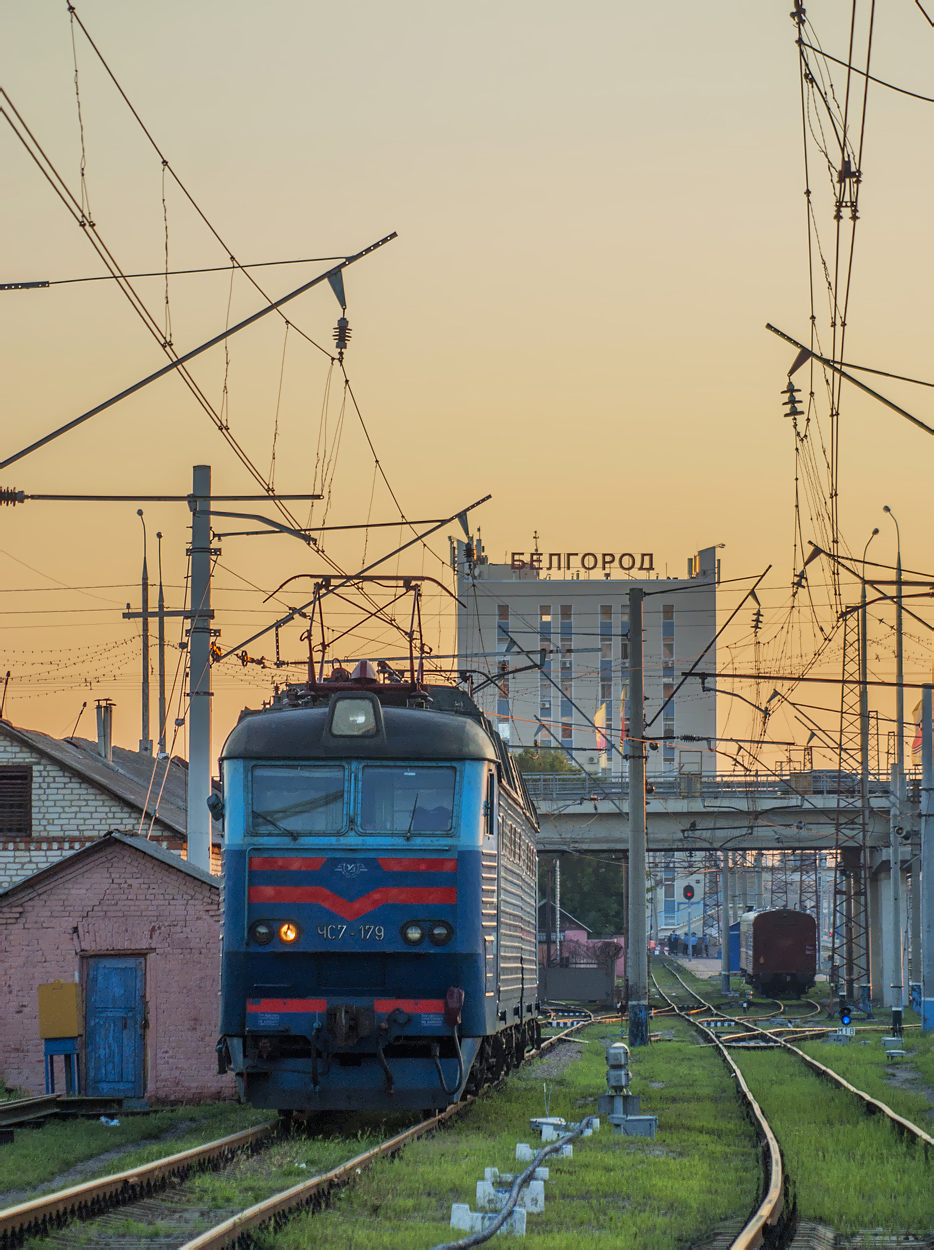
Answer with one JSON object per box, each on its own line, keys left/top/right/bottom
{"left": 377, "top": 858, "right": 457, "bottom": 872}
{"left": 250, "top": 857, "right": 326, "bottom": 871}
{"left": 247, "top": 885, "right": 457, "bottom": 920}
{"left": 247, "top": 998, "right": 327, "bottom": 1012}
{"left": 374, "top": 998, "right": 445, "bottom": 1013}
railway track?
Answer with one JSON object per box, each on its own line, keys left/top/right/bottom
{"left": 651, "top": 964, "right": 787, "bottom": 1250}
{"left": 654, "top": 959, "right": 934, "bottom": 1250}
{"left": 659, "top": 960, "right": 934, "bottom": 1147}
{"left": 0, "top": 1018, "right": 600, "bottom": 1250}
{"left": 0, "top": 1095, "right": 127, "bottom": 1132}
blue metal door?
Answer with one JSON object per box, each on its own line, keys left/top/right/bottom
{"left": 85, "top": 956, "right": 145, "bottom": 1097}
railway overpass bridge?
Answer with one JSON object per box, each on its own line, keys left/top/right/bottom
{"left": 526, "top": 770, "right": 918, "bottom": 1008}
{"left": 526, "top": 772, "right": 908, "bottom": 853}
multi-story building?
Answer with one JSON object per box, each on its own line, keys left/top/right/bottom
{"left": 454, "top": 538, "right": 719, "bottom": 776}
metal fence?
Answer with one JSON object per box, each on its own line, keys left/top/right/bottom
{"left": 522, "top": 769, "right": 914, "bottom": 804}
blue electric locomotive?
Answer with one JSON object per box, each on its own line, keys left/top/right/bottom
{"left": 216, "top": 667, "right": 540, "bottom": 1111}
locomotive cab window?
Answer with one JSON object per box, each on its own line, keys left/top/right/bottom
{"left": 251, "top": 765, "right": 345, "bottom": 835}
{"left": 359, "top": 766, "right": 456, "bottom": 833}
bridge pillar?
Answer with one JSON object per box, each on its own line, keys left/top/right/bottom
{"left": 910, "top": 863, "right": 922, "bottom": 983}
{"left": 868, "top": 862, "right": 887, "bottom": 1005}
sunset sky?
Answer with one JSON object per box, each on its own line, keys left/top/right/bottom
{"left": 2, "top": 1, "right": 933, "bottom": 765}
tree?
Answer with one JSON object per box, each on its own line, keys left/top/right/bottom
{"left": 514, "top": 747, "right": 581, "bottom": 774}
{"left": 541, "top": 853, "right": 626, "bottom": 935}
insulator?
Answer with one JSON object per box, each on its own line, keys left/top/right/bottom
{"left": 0, "top": 488, "right": 24, "bottom": 507}
{"left": 333, "top": 317, "right": 351, "bottom": 351}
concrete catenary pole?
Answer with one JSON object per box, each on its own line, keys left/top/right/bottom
{"left": 889, "top": 764, "right": 904, "bottom": 1033}
{"left": 859, "top": 530, "right": 878, "bottom": 1011}
{"left": 885, "top": 506, "right": 905, "bottom": 1031}
{"left": 137, "top": 510, "right": 152, "bottom": 755}
{"left": 627, "top": 587, "right": 648, "bottom": 1046}
{"left": 922, "top": 687, "right": 934, "bottom": 1031}
{"left": 555, "top": 856, "right": 561, "bottom": 963}
{"left": 156, "top": 531, "right": 167, "bottom": 757}
{"left": 720, "top": 850, "right": 731, "bottom": 994}
{"left": 187, "top": 465, "right": 213, "bottom": 872}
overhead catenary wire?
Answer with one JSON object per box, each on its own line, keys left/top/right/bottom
{"left": 0, "top": 254, "right": 349, "bottom": 289}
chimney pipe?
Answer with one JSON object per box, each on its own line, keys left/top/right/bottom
{"left": 96, "top": 699, "right": 114, "bottom": 762}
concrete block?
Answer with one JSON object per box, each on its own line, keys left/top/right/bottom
{"left": 609, "top": 1114, "right": 657, "bottom": 1138}
{"left": 451, "top": 1204, "right": 527, "bottom": 1236}
{"left": 476, "top": 1180, "right": 545, "bottom": 1213}
{"left": 484, "top": 1167, "right": 549, "bottom": 1183}
{"left": 516, "top": 1142, "right": 572, "bottom": 1161}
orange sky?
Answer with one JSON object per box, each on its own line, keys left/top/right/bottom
{"left": 1, "top": 1, "right": 932, "bottom": 766}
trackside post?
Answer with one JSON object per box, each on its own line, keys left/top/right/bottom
{"left": 627, "top": 587, "right": 648, "bottom": 1046}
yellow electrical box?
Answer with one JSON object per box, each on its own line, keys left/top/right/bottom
{"left": 37, "top": 981, "right": 82, "bottom": 1039}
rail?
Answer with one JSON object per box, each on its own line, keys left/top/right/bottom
{"left": 0, "top": 1019, "right": 601, "bottom": 1250}
{"left": 0, "top": 1095, "right": 125, "bottom": 1130}
{"left": 663, "top": 963, "right": 934, "bottom": 1151}
{"left": 651, "top": 969, "right": 786, "bottom": 1250}
{"left": 0, "top": 1122, "right": 275, "bottom": 1248}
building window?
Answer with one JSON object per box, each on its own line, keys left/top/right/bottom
{"left": 539, "top": 605, "right": 552, "bottom": 624}
{"left": 560, "top": 605, "right": 572, "bottom": 622}
{"left": 663, "top": 640, "right": 674, "bottom": 661}
{"left": 561, "top": 723, "right": 573, "bottom": 740}
{"left": 662, "top": 605, "right": 674, "bottom": 621}
{"left": 0, "top": 766, "right": 32, "bottom": 835}
{"left": 600, "top": 680, "right": 612, "bottom": 702}
{"left": 600, "top": 605, "right": 612, "bottom": 622}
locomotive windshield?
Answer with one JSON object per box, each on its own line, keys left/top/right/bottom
{"left": 251, "top": 764, "right": 345, "bottom": 834}
{"left": 359, "top": 765, "right": 455, "bottom": 833}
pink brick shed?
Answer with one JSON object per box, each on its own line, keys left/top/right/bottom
{"left": 0, "top": 834, "right": 233, "bottom": 1103}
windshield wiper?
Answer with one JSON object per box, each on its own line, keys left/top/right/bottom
{"left": 405, "top": 793, "right": 420, "bottom": 841}
{"left": 252, "top": 810, "right": 299, "bottom": 841}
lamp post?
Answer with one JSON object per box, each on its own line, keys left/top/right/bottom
{"left": 883, "top": 506, "right": 904, "bottom": 1034}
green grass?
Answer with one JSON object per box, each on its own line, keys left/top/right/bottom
{"left": 730, "top": 1046, "right": 934, "bottom": 1233}
{"left": 261, "top": 1018, "right": 759, "bottom": 1249}
{"left": 0, "top": 1102, "right": 269, "bottom": 1200}
{"left": 661, "top": 954, "right": 934, "bottom": 1232}
{"left": 24, "top": 1128, "right": 405, "bottom": 1248}
{"left": 795, "top": 1025, "right": 934, "bottom": 1128}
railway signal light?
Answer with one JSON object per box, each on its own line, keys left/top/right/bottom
{"left": 682, "top": 885, "right": 695, "bottom": 901}
{"left": 840, "top": 1007, "right": 852, "bottom": 1027}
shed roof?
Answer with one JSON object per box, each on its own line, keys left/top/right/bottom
{"left": 0, "top": 832, "right": 218, "bottom": 901}
{"left": 0, "top": 721, "right": 188, "bottom": 836}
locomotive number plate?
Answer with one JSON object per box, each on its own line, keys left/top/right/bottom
{"left": 317, "top": 923, "right": 385, "bottom": 941}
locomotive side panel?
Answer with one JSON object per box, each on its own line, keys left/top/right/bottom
{"left": 496, "top": 791, "right": 538, "bottom": 1029}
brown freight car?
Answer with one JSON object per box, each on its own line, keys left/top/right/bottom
{"left": 739, "top": 908, "right": 817, "bottom": 997}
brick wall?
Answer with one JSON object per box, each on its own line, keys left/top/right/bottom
{"left": 0, "top": 839, "right": 233, "bottom": 1103}
{"left": 0, "top": 736, "right": 181, "bottom": 890}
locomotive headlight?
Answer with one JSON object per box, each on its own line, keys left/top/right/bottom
{"left": 401, "top": 922, "right": 425, "bottom": 946}
{"left": 251, "top": 921, "right": 274, "bottom": 946}
{"left": 278, "top": 921, "right": 300, "bottom": 944}
{"left": 428, "top": 922, "right": 453, "bottom": 946}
